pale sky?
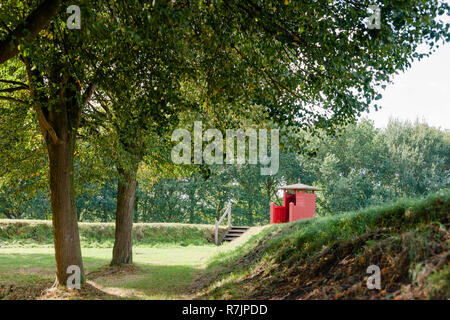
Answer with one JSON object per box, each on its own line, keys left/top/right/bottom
{"left": 362, "top": 42, "right": 450, "bottom": 130}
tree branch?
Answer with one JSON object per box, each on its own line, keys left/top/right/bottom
{"left": 0, "top": 19, "right": 12, "bottom": 33}
{"left": 82, "top": 83, "right": 98, "bottom": 107}
{"left": 36, "top": 104, "right": 64, "bottom": 145}
{"left": 0, "top": 86, "right": 28, "bottom": 93}
{"left": 0, "top": 0, "right": 62, "bottom": 65}
{"left": 22, "top": 55, "right": 63, "bottom": 145}
{"left": 0, "top": 79, "right": 28, "bottom": 87}
{"left": 0, "top": 95, "right": 29, "bottom": 105}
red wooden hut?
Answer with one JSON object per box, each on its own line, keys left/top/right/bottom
{"left": 270, "top": 183, "right": 321, "bottom": 223}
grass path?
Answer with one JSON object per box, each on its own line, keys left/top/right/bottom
{"left": 0, "top": 227, "right": 265, "bottom": 299}
{"left": 0, "top": 246, "right": 216, "bottom": 299}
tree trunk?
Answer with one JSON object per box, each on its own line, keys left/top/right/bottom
{"left": 45, "top": 89, "right": 85, "bottom": 286}
{"left": 111, "top": 166, "right": 138, "bottom": 265}
{"left": 3, "top": 211, "right": 16, "bottom": 219}
{"left": 25, "top": 59, "right": 87, "bottom": 286}
{"left": 47, "top": 138, "right": 85, "bottom": 285}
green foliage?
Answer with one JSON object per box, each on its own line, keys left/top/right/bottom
{"left": 134, "top": 151, "right": 305, "bottom": 225}
{"left": 303, "top": 119, "right": 450, "bottom": 215}
{"left": 0, "top": 1, "right": 449, "bottom": 227}
{"left": 210, "top": 189, "right": 449, "bottom": 265}
{"left": 3, "top": 119, "right": 448, "bottom": 226}
{"left": 76, "top": 182, "right": 117, "bottom": 222}
{"left": 0, "top": 190, "right": 50, "bottom": 220}
{"left": 135, "top": 119, "right": 448, "bottom": 225}
{"left": 0, "top": 220, "right": 217, "bottom": 247}
{"left": 202, "top": 190, "right": 450, "bottom": 299}
{"left": 426, "top": 264, "right": 450, "bottom": 298}
{"left": 0, "top": 64, "right": 48, "bottom": 219}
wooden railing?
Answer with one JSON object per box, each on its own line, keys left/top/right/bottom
{"left": 214, "top": 202, "right": 231, "bottom": 245}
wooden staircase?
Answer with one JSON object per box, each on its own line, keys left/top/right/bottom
{"left": 214, "top": 202, "right": 249, "bottom": 245}
{"left": 221, "top": 226, "right": 250, "bottom": 243}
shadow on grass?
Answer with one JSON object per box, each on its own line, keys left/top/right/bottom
{"left": 0, "top": 252, "right": 200, "bottom": 299}
{"left": 89, "top": 263, "right": 201, "bottom": 299}
{"left": 0, "top": 252, "right": 110, "bottom": 276}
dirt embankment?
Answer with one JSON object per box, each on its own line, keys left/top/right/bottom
{"left": 196, "top": 193, "right": 450, "bottom": 300}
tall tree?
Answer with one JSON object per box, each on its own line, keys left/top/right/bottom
{"left": 0, "top": 0, "right": 448, "bottom": 284}
{"left": 0, "top": 1, "right": 120, "bottom": 285}
{"left": 85, "top": 1, "right": 196, "bottom": 264}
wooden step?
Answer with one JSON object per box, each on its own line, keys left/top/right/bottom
{"left": 224, "top": 233, "right": 242, "bottom": 238}
{"left": 223, "top": 237, "right": 238, "bottom": 241}
{"left": 221, "top": 226, "right": 250, "bottom": 243}
{"left": 228, "top": 228, "right": 249, "bottom": 233}
{"left": 227, "top": 229, "right": 247, "bottom": 234}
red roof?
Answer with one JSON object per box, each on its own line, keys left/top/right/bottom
{"left": 279, "top": 183, "right": 321, "bottom": 191}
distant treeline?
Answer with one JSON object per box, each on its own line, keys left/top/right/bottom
{"left": 1, "top": 119, "right": 449, "bottom": 225}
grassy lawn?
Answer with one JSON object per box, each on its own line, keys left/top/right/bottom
{"left": 0, "top": 227, "right": 263, "bottom": 299}
{"left": 0, "top": 245, "right": 217, "bottom": 299}
{"left": 197, "top": 191, "right": 450, "bottom": 300}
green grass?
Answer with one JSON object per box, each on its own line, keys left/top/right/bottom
{"left": 1, "top": 190, "right": 448, "bottom": 299}
{"left": 0, "top": 227, "right": 260, "bottom": 299}
{"left": 209, "top": 189, "right": 449, "bottom": 269}
{"left": 200, "top": 189, "right": 450, "bottom": 299}
{"left": 0, "top": 245, "right": 221, "bottom": 299}
{"left": 0, "top": 220, "right": 224, "bottom": 247}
